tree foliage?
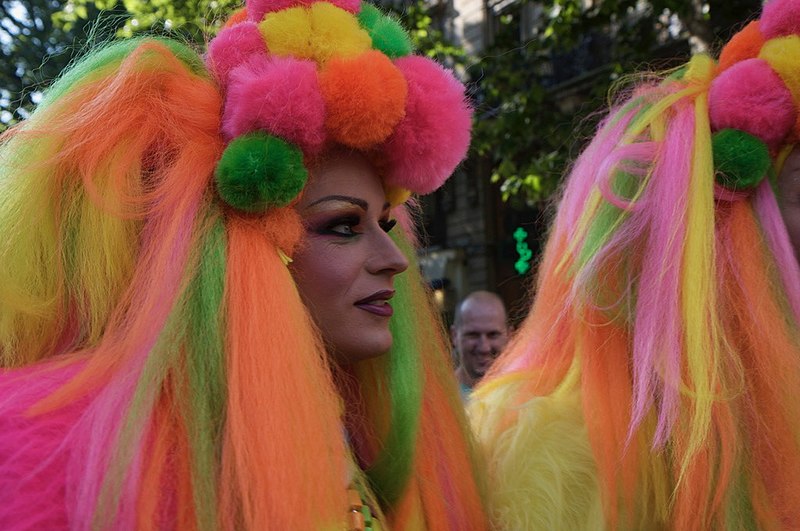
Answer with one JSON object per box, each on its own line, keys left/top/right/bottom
{"left": 56, "top": 0, "right": 239, "bottom": 41}
{"left": 387, "top": 0, "right": 465, "bottom": 63}
{"left": 1, "top": 0, "right": 238, "bottom": 129}
{"left": 470, "top": 0, "right": 762, "bottom": 204}
{"left": 2, "top": 0, "right": 84, "bottom": 125}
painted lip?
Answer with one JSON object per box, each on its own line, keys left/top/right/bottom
{"left": 355, "top": 290, "right": 395, "bottom": 317}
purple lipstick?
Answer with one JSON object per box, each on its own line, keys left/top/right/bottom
{"left": 355, "top": 290, "right": 395, "bottom": 317}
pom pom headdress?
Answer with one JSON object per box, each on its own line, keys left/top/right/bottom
{"left": 708, "top": 1, "right": 800, "bottom": 193}
{"left": 207, "top": 0, "right": 472, "bottom": 211}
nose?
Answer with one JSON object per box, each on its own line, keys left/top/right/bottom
{"left": 367, "top": 230, "right": 409, "bottom": 276}
{"left": 476, "top": 335, "right": 492, "bottom": 354}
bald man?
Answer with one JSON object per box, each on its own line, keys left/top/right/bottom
{"left": 452, "top": 291, "right": 510, "bottom": 398}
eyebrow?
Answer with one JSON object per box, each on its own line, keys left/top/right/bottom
{"left": 306, "top": 195, "right": 368, "bottom": 210}
{"left": 306, "top": 195, "right": 391, "bottom": 212}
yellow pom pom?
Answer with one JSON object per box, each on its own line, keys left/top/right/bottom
{"left": 309, "top": 2, "right": 372, "bottom": 62}
{"left": 385, "top": 186, "right": 411, "bottom": 206}
{"left": 259, "top": 7, "right": 315, "bottom": 60}
{"left": 259, "top": 3, "right": 371, "bottom": 64}
{"left": 759, "top": 35, "right": 800, "bottom": 102}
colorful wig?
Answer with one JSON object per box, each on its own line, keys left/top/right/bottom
{"left": 471, "top": 1, "right": 800, "bottom": 529}
{"left": 0, "top": 2, "right": 487, "bottom": 529}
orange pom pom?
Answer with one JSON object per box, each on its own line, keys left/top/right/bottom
{"left": 319, "top": 51, "right": 408, "bottom": 149}
{"left": 718, "top": 21, "right": 766, "bottom": 72}
{"left": 223, "top": 7, "right": 249, "bottom": 29}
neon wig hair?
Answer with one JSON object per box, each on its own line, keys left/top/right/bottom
{"left": 0, "top": 2, "right": 487, "bottom": 529}
{"left": 471, "top": 1, "right": 800, "bottom": 529}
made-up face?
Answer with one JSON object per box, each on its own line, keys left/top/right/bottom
{"left": 290, "top": 152, "right": 409, "bottom": 365}
{"left": 778, "top": 147, "right": 800, "bottom": 264}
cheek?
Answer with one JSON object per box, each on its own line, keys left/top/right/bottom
{"left": 786, "top": 209, "right": 800, "bottom": 258}
{"left": 293, "top": 241, "right": 347, "bottom": 295}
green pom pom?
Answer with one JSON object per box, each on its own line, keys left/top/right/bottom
{"left": 712, "top": 128, "right": 771, "bottom": 190}
{"left": 215, "top": 133, "right": 307, "bottom": 212}
{"left": 357, "top": 2, "right": 382, "bottom": 27}
{"left": 358, "top": 4, "right": 413, "bottom": 58}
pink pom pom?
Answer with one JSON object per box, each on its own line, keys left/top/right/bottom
{"left": 381, "top": 56, "right": 472, "bottom": 194}
{"left": 246, "top": 0, "right": 297, "bottom": 20}
{"left": 760, "top": 0, "right": 800, "bottom": 38}
{"left": 222, "top": 56, "right": 327, "bottom": 153}
{"left": 246, "top": 0, "right": 360, "bottom": 22}
{"left": 709, "top": 58, "right": 796, "bottom": 149}
{"left": 206, "top": 22, "right": 267, "bottom": 85}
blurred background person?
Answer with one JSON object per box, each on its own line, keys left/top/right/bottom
{"left": 452, "top": 291, "right": 509, "bottom": 398}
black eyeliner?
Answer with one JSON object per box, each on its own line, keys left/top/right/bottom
{"left": 379, "top": 219, "right": 398, "bottom": 233}
{"left": 311, "top": 214, "right": 361, "bottom": 237}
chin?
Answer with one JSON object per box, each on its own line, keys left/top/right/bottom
{"left": 469, "top": 368, "right": 487, "bottom": 380}
{"left": 336, "top": 334, "right": 393, "bottom": 365}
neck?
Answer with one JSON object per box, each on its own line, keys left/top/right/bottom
{"left": 455, "top": 366, "right": 475, "bottom": 389}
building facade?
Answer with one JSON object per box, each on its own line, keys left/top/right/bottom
{"left": 415, "top": 0, "right": 554, "bottom": 325}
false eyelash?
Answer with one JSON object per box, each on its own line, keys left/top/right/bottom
{"left": 380, "top": 219, "right": 397, "bottom": 233}
{"left": 309, "top": 215, "right": 360, "bottom": 237}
